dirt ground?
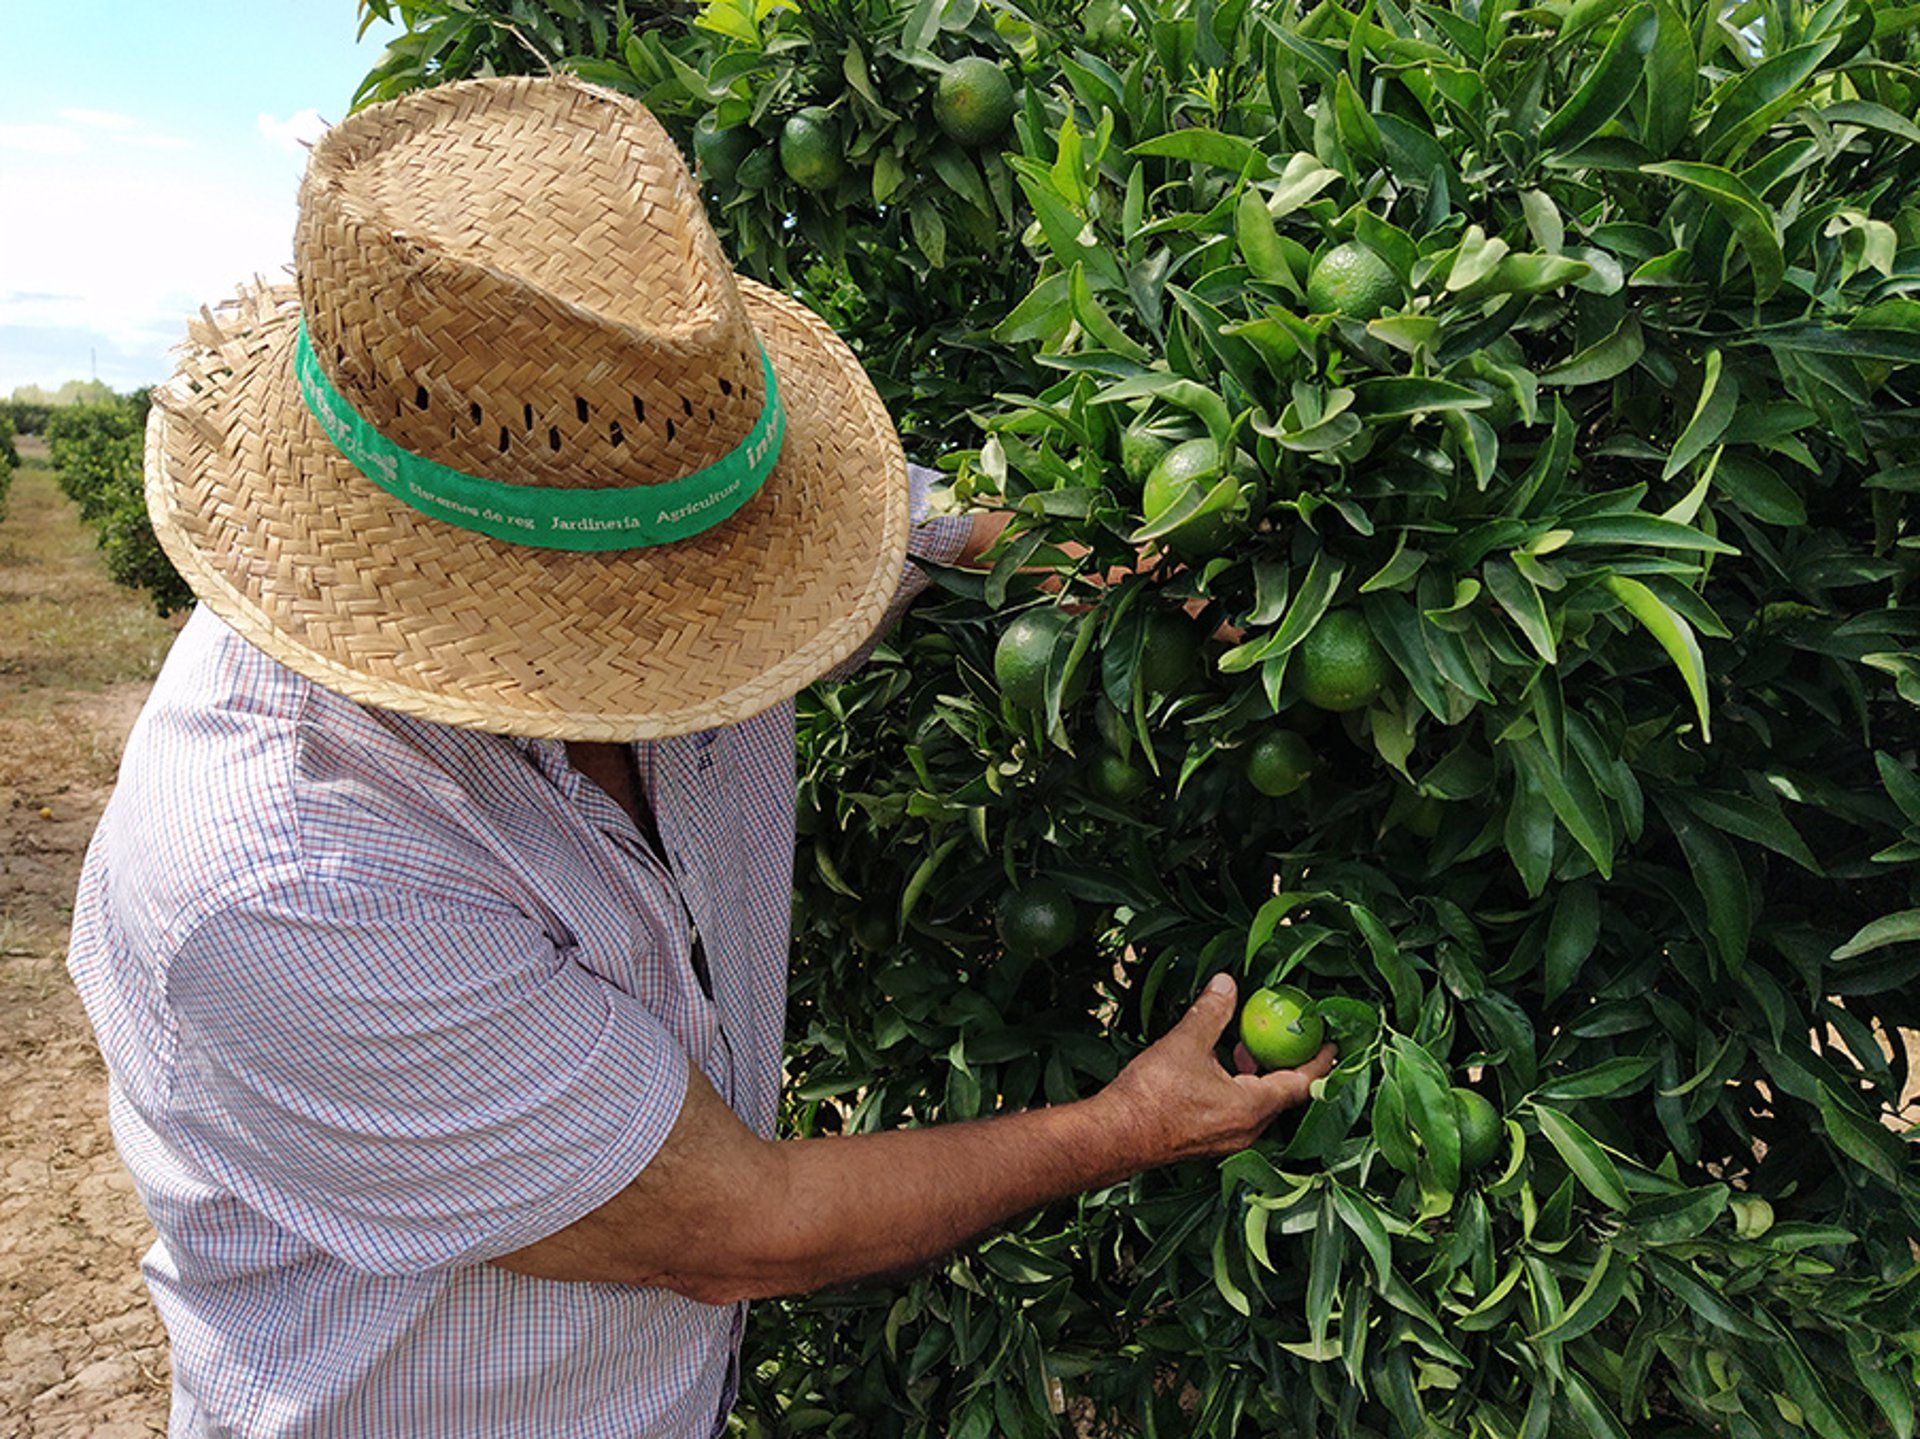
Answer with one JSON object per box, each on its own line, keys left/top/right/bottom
{"left": 1, "top": 440, "right": 182, "bottom": 1437}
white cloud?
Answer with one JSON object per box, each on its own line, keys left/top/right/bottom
{"left": 60, "top": 107, "right": 138, "bottom": 131}
{"left": 0, "top": 124, "right": 87, "bottom": 156}
{"left": 0, "top": 144, "right": 301, "bottom": 389}
{"left": 258, "top": 108, "right": 331, "bottom": 157}
{"left": 121, "top": 132, "right": 195, "bottom": 151}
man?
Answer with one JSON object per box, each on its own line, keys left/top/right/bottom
{"left": 68, "top": 77, "right": 1333, "bottom": 1437}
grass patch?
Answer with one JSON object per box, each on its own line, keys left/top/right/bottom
{"left": 0, "top": 457, "right": 182, "bottom": 706}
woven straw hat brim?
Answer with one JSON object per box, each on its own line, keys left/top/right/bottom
{"left": 145, "top": 277, "right": 910, "bottom": 741}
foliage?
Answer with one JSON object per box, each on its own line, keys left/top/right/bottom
{"left": 2, "top": 401, "right": 55, "bottom": 436}
{"left": 351, "top": 3, "right": 1920, "bottom": 1436}
{"left": 0, "top": 411, "right": 15, "bottom": 522}
{"left": 46, "top": 392, "right": 192, "bottom": 615}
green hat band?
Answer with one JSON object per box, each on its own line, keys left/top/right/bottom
{"left": 294, "top": 321, "right": 785, "bottom": 552}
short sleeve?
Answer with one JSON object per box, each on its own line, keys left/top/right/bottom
{"left": 822, "top": 462, "right": 971, "bottom": 681}
{"left": 163, "top": 879, "right": 689, "bottom": 1276}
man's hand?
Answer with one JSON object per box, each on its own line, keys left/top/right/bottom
{"left": 1096, "top": 973, "right": 1336, "bottom": 1168}
{"left": 492, "top": 973, "right": 1334, "bottom": 1302}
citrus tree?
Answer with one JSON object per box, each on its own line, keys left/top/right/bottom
{"left": 0, "top": 411, "right": 17, "bottom": 521}
{"left": 353, "top": 3, "right": 1920, "bottom": 1435}
{"left": 46, "top": 392, "right": 190, "bottom": 614}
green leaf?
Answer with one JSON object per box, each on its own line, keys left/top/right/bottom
{"left": 1567, "top": 514, "right": 1737, "bottom": 554}
{"left": 1351, "top": 377, "right": 1493, "bottom": 418}
{"left": 1604, "top": 575, "right": 1711, "bottom": 740}
{"left": 1395, "top": 1038, "right": 1462, "bottom": 1194}
{"left": 1565, "top": 1371, "right": 1632, "bottom": 1439}
{"left": 1485, "top": 559, "right": 1557, "bottom": 664}
{"left": 1641, "top": 161, "right": 1784, "bottom": 300}
{"left": 1219, "top": 553, "right": 1345, "bottom": 672}
{"left": 1130, "top": 128, "right": 1268, "bottom": 175}
{"left": 1641, "top": 1251, "right": 1774, "bottom": 1339}
{"left": 1533, "top": 1104, "right": 1629, "bottom": 1211}
{"left": 1642, "top": 2, "right": 1697, "bottom": 155}
{"left": 1330, "top": 1185, "right": 1395, "bottom": 1287}
{"left": 1664, "top": 350, "right": 1736, "bottom": 480}
{"left": 1536, "top": 1055, "right": 1657, "bottom": 1100}
{"left": 1236, "top": 190, "right": 1292, "bottom": 284}
{"left": 1210, "top": 1222, "right": 1252, "bottom": 1316}
{"left": 1511, "top": 733, "right": 1614, "bottom": 876}
{"left": 1545, "top": 881, "right": 1601, "bottom": 1001}
{"left": 1266, "top": 151, "right": 1342, "bottom": 218}
{"left": 1541, "top": 5, "right": 1658, "bottom": 154}
{"left": 1831, "top": 910, "right": 1920, "bottom": 962}
{"left": 1534, "top": 1242, "right": 1632, "bottom": 1342}
{"left": 1665, "top": 800, "right": 1751, "bottom": 974}
{"left": 1540, "top": 316, "right": 1645, "bottom": 386}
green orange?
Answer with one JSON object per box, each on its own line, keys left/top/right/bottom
{"left": 693, "top": 114, "right": 754, "bottom": 187}
{"left": 1296, "top": 610, "right": 1389, "bottom": 712}
{"left": 1138, "top": 608, "right": 1204, "bottom": 696}
{"left": 997, "top": 877, "right": 1077, "bottom": 960}
{"left": 1243, "top": 728, "right": 1316, "bottom": 797}
{"left": 1141, "top": 438, "right": 1264, "bottom": 559}
{"left": 1453, "top": 1087, "right": 1502, "bottom": 1172}
{"left": 1087, "top": 750, "right": 1152, "bottom": 804}
{"left": 780, "top": 109, "right": 844, "bottom": 191}
{"left": 851, "top": 900, "right": 894, "bottom": 953}
{"left": 994, "top": 608, "right": 1086, "bottom": 712}
{"left": 1307, "top": 242, "right": 1401, "bottom": 320}
{"left": 1239, "top": 984, "right": 1325, "bottom": 1070}
{"left": 933, "top": 57, "right": 1016, "bottom": 146}
{"left": 1120, "top": 420, "right": 1187, "bottom": 486}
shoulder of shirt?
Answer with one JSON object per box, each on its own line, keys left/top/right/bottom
{"left": 108, "top": 609, "right": 533, "bottom": 951}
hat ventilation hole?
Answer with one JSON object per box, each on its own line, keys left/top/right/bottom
{"left": 575, "top": 396, "right": 590, "bottom": 425}
{"left": 523, "top": 403, "right": 534, "bottom": 431}
{"left": 609, "top": 421, "right": 625, "bottom": 447}
{"left": 718, "top": 377, "right": 733, "bottom": 397}
{"left": 680, "top": 395, "right": 694, "bottom": 419}
{"left": 469, "top": 402, "right": 484, "bottom": 427}
{"left": 415, "top": 385, "right": 430, "bottom": 411}
{"left": 632, "top": 396, "right": 646, "bottom": 425}
{"left": 548, "top": 427, "right": 561, "bottom": 453}
{"left": 665, "top": 417, "right": 677, "bottom": 443}
{"left": 498, "top": 427, "right": 511, "bottom": 453}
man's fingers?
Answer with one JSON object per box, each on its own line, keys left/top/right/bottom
{"left": 1169, "top": 973, "right": 1238, "bottom": 1053}
{"left": 1232, "top": 1042, "right": 1257, "bottom": 1075}
{"left": 1238, "top": 1043, "right": 1340, "bottom": 1110}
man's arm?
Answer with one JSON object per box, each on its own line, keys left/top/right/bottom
{"left": 491, "top": 974, "right": 1333, "bottom": 1301}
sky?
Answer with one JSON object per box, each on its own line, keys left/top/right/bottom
{"left": 0, "top": 2, "right": 401, "bottom": 394}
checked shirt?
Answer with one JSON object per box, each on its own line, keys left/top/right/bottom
{"left": 67, "top": 467, "right": 969, "bottom": 1438}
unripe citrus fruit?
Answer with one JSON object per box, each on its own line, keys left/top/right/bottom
{"left": 1141, "top": 438, "right": 1264, "bottom": 559}
{"left": 851, "top": 900, "right": 894, "bottom": 953}
{"left": 1120, "top": 420, "right": 1186, "bottom": 486}
{"left": 1239, "top": 983, "right": 1324, "bottom": 1070}
{"left": 997, "top": 877, "right": 1077, "bottom": 960}
{"left": 1243, "top": 728, "right": 1316, "bottom": 797}
{"left": 1296, "top": 609, "right": 1388, "bottom": 712}
{"left": 1138, "top": 608, "right": 1203, "bottom": 696}
{"left": 994, "top": 609, "right": 1087, "bottom": 711}
{"left": 933, "top": 57, "right": 1016, "bottom": 147}
{"left": 780, "top": 109, "right": 844, "bottom": 191}
{"left": 1307, "top": 242, "right": 1401, "bottom": 320}
{"left": 693, "top": 114, "right": 754, "bottom": 187}
{"left": 1087, "top": 749, "right": 1151, "bottom": 804}
{"left": 1453, "top": 1087, "right": 1502, "bottom": 1172}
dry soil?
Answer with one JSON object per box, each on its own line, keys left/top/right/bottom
{"left": 2, "top": 441, "right": 181, "bottom": 1437}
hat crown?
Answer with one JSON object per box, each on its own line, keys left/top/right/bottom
{"left": 295, "top": 78, "right": 767, "bottom": 493}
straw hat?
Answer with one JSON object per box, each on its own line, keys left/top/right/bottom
{"left": 145, "top": 76, "right": 911, "bottom": 741}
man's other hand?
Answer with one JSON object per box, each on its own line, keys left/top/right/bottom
{"left": 1096, "top": 973, "right": 1337, "bottom": 1167}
